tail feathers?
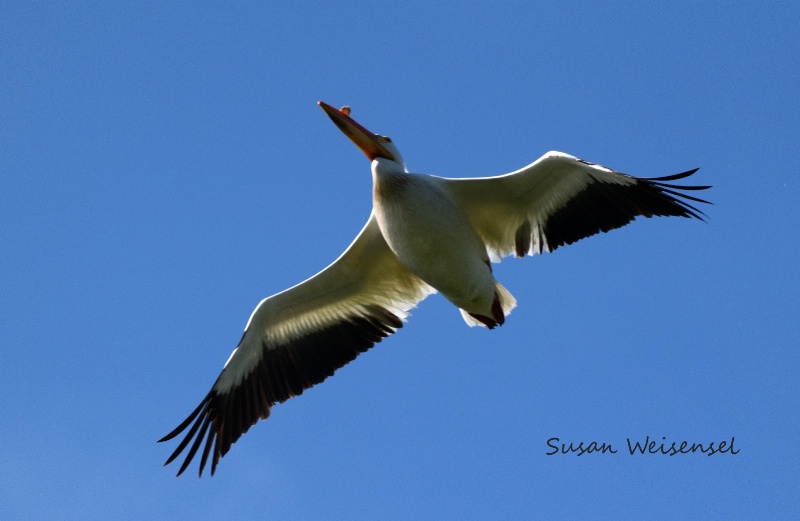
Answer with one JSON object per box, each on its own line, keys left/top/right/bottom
{"left": 495, "top": 281, "right": 517, "bottom": 315}
{"left": 460, "top": 282, "right": 517, "bottom": 329}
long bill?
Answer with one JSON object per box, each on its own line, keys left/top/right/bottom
{"left": 318, "top": 101, "right": 395, "bottom": 161}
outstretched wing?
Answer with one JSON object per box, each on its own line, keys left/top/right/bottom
{"left": 437, "top": 151, "right": 710, "bottom": 260}
{"left": 159, "top": 213, "right": 434, "bottom": 477}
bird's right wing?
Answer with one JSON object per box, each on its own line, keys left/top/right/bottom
{"left": 159, "top": 213, "right": 435, "bottom": 477}
{"left": 437, "top": 151, "right": 710, "bottom": 261}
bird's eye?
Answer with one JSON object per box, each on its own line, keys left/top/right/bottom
{"left": 379, "top": 136, "right": 392, "bottom": 143}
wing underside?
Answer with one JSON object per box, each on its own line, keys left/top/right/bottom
{"left": 159, "top": 214, "right": 434, "bottom": 476}
{"left": 439, "top": 151, "right": 710, "bottom": 260}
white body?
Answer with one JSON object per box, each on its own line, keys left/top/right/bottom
{"left": 372, "top": 158, "right": 499, "bottom": 318}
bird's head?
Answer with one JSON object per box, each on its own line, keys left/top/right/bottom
{"left": 318, "top": 101, "right": 406, "bottom": 172}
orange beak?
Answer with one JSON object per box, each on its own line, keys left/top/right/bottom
{"left": 318, "top": 101, "right": 396, "bottom": 161}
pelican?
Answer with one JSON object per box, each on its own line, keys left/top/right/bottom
{"left": 160, "top": 101, "right": 710, "bottom": 477}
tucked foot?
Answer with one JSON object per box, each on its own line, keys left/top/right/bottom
{"left": 466, "top": 291, "right": 506, "bottom": 329}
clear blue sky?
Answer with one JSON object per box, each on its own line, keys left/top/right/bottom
{"left": 2, "top": 1, "right": 798, "bottom": 519}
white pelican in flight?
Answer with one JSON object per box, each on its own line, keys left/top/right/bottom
{"left": 160, "top": 101, "right": 711, "bottom": 476}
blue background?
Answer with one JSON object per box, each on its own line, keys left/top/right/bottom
{"left": 2, "top": 1, "right": 798, "bottom": 519}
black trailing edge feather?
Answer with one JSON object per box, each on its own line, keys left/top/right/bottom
{"left": 159, "top": 304, "right": 403, "bottom": 477}
{"left": 538, "top": 168, "right": 711, "bottom": 253}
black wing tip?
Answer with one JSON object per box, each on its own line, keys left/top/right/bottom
{"left": 643, "top": 168, "right": 713, "bottom": 221}
{"left": 538, "top": 165, "right": 712, "bottom": 251}
{"left": 158, "top": 393, "right": 210, "bottom": 444}
{"left": 158, "top": 391, "right": 220, "bottom": 478}
{"left": 644, "top": 167, "right": 701, "bottom": 182}
{"left": 632, "top": 166, "right": 712, "bottom": 221}
{"left": 160, "top": 305, "right": 406, "bottom": 478}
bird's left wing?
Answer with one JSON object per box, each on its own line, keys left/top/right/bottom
{"left": 436, "top": 151, "right": 710, "bottom": 260}
{"left": 159, "top": 213, "right": 434, "bottom": 477}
